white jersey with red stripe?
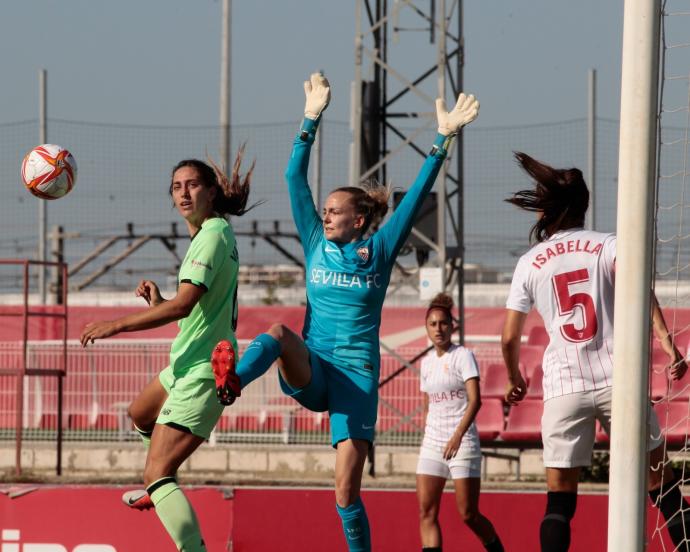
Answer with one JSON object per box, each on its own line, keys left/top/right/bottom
{"left": 506, "top": 228, "right": 616, "bottom": 400}
{"left": 420, "top": 344, "right": 481, "bottom": 459}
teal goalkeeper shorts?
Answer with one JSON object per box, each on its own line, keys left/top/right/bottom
{"left": 278, "top": 349, "right": 378, "bottom": 447}
{"left": 157, "top": 364, "right": 224, "bottom": 440}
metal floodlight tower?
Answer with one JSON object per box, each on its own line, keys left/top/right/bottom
{"left": 351, "top": 0, "right": 466, "bottom": 341}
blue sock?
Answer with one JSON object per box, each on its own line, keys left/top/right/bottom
{"left": 336, "top": 498, "right": 371, "bottom": 552}
{"left": 236, "top": 333, "right": 281, "bottom": 389}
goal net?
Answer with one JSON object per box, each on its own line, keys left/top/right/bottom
{"left": 651, "top": 0, "right": 690, "bottom": 549}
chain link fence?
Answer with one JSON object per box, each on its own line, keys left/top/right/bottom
{"left": 0, "top": 117, "right": 632, "bottom": 294}
{"left": 0, "top": 340, "right": 505, "bottom": 448}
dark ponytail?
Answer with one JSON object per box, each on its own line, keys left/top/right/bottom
{"left": 170, "top": 144, "right": 257, "bottom": 218}
{"left": 506, "top": 152, "right": 589, "bottom": 243}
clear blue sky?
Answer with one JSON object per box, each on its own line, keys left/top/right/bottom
{"left": 0, "top": 1, "right": 624, "bottom": 127}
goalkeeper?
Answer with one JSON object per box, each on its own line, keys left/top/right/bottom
{"left": 210, "top": 73, "right": 479, "bottom": 551}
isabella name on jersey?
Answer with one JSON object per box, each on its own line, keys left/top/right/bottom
{"left": 310, "top": 268, "right": 383, "bottom": 289}
{"left": 531, "top": 239, "right": 603, "bottom": 270}
{"left": 429, "top": 389, "right": 465, "bottom": 403}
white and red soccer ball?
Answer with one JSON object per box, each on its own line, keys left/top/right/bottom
{"left": 21, "top": 144, "right": 77, "bottom": 200}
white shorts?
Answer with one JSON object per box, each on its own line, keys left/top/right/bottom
{"left": 416, "top": 446, "right": 482, "bottom": 479}
{"left": 542, "top": 387, "right": 663, "bottom": 468}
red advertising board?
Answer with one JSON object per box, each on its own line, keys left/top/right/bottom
{"left": 0, "top": 486, "right": 232, "bottom": 551}
{"left": 0, "top": 485, "right": 674, "bottom": 551}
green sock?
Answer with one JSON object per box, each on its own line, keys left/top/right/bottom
{"left": 134, "top": 424, "right": 152, "bottom": 449}
{"left": 148, "top": 477, "right": 206, "bottom": 552}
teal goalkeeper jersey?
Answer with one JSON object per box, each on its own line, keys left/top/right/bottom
{"left": 285, "top": 118, "right": 448, "bottom": 375}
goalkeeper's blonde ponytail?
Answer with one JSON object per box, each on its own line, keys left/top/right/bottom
{"left": 332, "top": 181, "right": 391, "bottom": 236}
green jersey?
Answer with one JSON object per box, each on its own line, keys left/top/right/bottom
{"left": 169, "top": 217, "right": 238, "bottom": 378}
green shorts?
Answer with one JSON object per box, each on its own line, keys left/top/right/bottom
{"left": 156, "top": 364, "right": 224, "bottom": 440}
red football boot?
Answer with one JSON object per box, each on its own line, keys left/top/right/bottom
{"left": 211, "top": 340, "right": 241, "bottom": 406}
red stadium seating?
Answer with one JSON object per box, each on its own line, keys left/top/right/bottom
{"left": 475, "top": 398, "right": 505, "bottom": 441}
{"left": 94, "top": 414, "right": 119, "bottom": 430}
{"left": 650, "top": 366, "right": 671, "bottom": 400}
{"left": 268, "top": 396, "right": 294, "bottom": 407}
{"left": 313, "top": 412, "right": 330, "bottom": 433}
{"left": 527, "top": 366, "right": 544, "bottom": 399}
{"left": 519, "top": 345, "right": 545, "bottom": 382}
{"left": 527, "top": 326, "right": 549, "bottom": 347}
{"left": 68, "top": 413, "right": 118, "bottom": 430}
{"left": 293, "top": 411, "right": 330, "bottom": 433}
{"left": 654, "top": 401, "right": 690, "bottom": 446}
{"left": 651, "top": 347, "right": 676, "bottom": 367}
{"left": 215, "top": 414, "right": 235, "bottom": 432}
{"left": 68, "top": 414, "right": 90, "bottom": 430}
{"left": 262, "top": 412, "right": 285, "bottom": 432}
{"left": 0, "top": 413, "right": 15, "bottom": 429}
{"left": 376, "top": 390, "right": 425, "bottom": 434}
{"left": 595, "top": 421, "right": 609, "bottom": 443}
{"left": 500, "top": 400, "right": 543, "bottom": 443}
{"left": 666, "top": 380, "right": 690, "bottom": 402}
{"left": 480, "top": 363, "right": 510, "bottom": 400}
{"left": 39, "top": 413, "right": 63, "bottom": 430}
{"left": 235, "top": 414, "right": 260, "bottom": 432}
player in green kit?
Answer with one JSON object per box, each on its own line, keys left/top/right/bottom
{"left": 80, "top": 150, "right": 254, "bottom": 552}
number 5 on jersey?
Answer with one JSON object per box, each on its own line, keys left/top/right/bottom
{"left": 552, "top": 268, "right": 598, "bottom": 343}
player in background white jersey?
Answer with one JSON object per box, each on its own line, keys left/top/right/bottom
{"left": 502, "top": 152, "right": 689, "bottom": 552}
{"left": 416, "top": 293, "right": 504, "bottom": 552}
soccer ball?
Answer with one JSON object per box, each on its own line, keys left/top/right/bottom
{"left": 21, "top": 144, "right": 77, "bottom": 200}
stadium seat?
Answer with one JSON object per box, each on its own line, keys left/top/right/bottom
{"left": 376, "top": 392, "right": 424, "bottom": 434}
{"left": 215, "top": 414, "right": 235, "bottom": 432}
{"left": 500, "top": 399, "right": 543, "bottom": 443}
{"left": 94, "top": 414, "right": 119, "bottom": 430}
{"left": 651, "top": 345, "right": 687, "bottom": 368}
{"left": 480, "top": 363, "right": 509, "bottom": 400}
{"left": 293, "top": 411, "right": 330, "bottom": 433}
{"left": 39, "top": 413, "right": 63, "bottom": 430}
{"left": 654, "top": 401, "right": 690, "bottom": 446}
{"left": 68, "top": 413, "right": 118, "bottom": 430}
{"left": 261, "top": 412, "right": 285, "bottom": 432}
{"left": 651, "top": 347, "right": 666, "bottom": 367}
{"left": 475, "top": 398, "right": 504, "bottom": 441}
{"left": 235, "top": 414, "right": 260, "bottom": 432}
{"left": 0, "top": 413, "right": 15, "bottom": 429}
{"left": 595, "top": 421, "right": 609, "bottom": 443}
{"left": 664, "top": 378, "right": 690, "bottom": 402}
{"left": 268, "top": 396, "right": 294, "bottom": 407}
{"left": 519, "top": 345, "right": 545, "bottom": 382}
{"left": 314, "top": 412, "right": 330, "bottom": 433}
{"left": 527, "top": 326, "right": 549, "bottom": 347}
{"left": 650, "top": 366, "right": 671, "bottom": 400}
{"left": 293, "top": 411, "right": 315, "bottom": 432}
{"left": 376, "top": 412, "right": 420, "bottom": 434}
{"left": 68, "top": 414, "right": 90, "bottom": 430}
{"left": 650, "top": 365, "right": 690, "bottom": 401}
{"left": 527, "top": 366, "right": 544, "bottom": 399}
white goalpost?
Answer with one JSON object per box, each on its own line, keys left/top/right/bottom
{"left": 608, "top": 0, "right": 662, "bottom": 550}
{"left": 611, "top": 0, "right": 690, "bottom": 548}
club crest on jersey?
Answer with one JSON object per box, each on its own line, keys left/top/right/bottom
{"left": 357, "top": 247, "right": 369, "bottom": 262}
